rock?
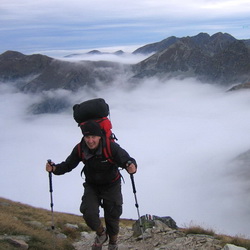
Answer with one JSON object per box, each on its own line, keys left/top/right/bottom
{"left": 80, "top": 231, "right": 94, "bottom": 240}
{"left": 158, "top": 234, "right": 222, "bottom": 250}
{"left": 6, "top": 238, "right": 29, "bottom": 249}
{"left": 132, "top": 215, "right": 177, "bottom": 237}
{"left": 65, "top": 223, "right": 79, "bottom": 229}
{"left": 0, "top": 235, "right": 31, "bottom": 242}
{"left": 152, "top": 215, "right": 178, "bottom": 229}
{"left": 152, "top": 220, "right": 172, "bottom": 233}
{"left": 73, "top": 231, "right": 96, "bottom": 249}
{"left": 222, "top": 243, "right": 247, "bottom": 250}
{"left": 56, "top": 233, "right": 67, "bottom": 239}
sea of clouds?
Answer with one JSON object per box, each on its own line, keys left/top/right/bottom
{"left": 1, "top": 52, "right": 250, "bottom": 239}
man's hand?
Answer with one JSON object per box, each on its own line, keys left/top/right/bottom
{"left": 46, "top": 160, "right": 56, "bottom": 172}
{"left": 126, "top": 162, "right": 137, "bottom": 174}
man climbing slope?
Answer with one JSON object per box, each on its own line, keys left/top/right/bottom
{"left": 46, "top": 99, "right": 137, "bottom": 250}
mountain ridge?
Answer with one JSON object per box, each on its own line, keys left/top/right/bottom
{"left": 0, "top": 50, "right": 128, "bottom": 92}
{"left": 132, "top": 32, "right": 241, "bottom": 55}
{"left": 0, "top": 32, "right": 250, "bottom": 93}
{"left": 132, "top": 32, "right": 250, "bottom": 84}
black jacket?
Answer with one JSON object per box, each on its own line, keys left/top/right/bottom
{"left": 53, "top": 139, "right": 136, "bottom": 185}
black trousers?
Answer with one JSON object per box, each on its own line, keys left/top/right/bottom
{"left": 80, "top": 180, "right": 123, "bottom": 236}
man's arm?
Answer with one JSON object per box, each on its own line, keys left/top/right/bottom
{"left": 46, "top": 145, "right": 81, "bottom": 175}
{"left": 110, "top": 142, "right": 137, "bottom": 174}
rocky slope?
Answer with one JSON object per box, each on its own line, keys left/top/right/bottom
{"left": 74, "top": 226, "right": 224, "bottom": 250}
{"left": 1, "top": 198, "right": 249, "bottom": 250}
{"left": 132, "top": 32, "right": 250, "bottom": 84}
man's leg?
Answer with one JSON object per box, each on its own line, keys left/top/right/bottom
{"left": 80, "top": 183, "right": 108, "bottom": 249}
{"left": 102, "top": 181, "right": 123, "bottom": 246}
{"left": 80, "top": 183, "right": 102, "bottom": 231}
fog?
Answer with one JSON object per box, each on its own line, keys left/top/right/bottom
{"left": 36, "top": 45, "right": 150, "bottom": 64}
{"left": 1, "top": 77, "right": 250, "bottom": 239}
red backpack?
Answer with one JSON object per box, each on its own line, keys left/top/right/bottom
{"left": 73, "top": 99, "right": 117, "bottom": 163}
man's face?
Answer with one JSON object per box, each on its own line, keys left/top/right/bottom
{"left": 84, "top": 135, "right": 101, "bottom": 150}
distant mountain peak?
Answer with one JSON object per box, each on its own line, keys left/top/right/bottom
{"left": 132, "top": 32, "right": 250, "bottom": 84}
{"left": 87, "top": 50, "right": 102, "bottom": 55}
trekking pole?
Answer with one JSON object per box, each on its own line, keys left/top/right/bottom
{"left": 130, "top": 174, "right": 145, "bottom": 240}
{"left": 47, "top": 159, "right": 55, "bottom": 231}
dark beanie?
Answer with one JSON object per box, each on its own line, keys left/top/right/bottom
{"left": 81, "top": 121, "right": 102, "bottom": 137}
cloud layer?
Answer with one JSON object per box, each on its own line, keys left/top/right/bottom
{"left": 1, "top": 74, "right": 250, "bottom": 238}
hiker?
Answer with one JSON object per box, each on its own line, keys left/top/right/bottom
{"left": 46, "top": 120, "right": 137, "bottom": 250}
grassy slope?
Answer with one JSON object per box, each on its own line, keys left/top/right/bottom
{"left": 0, "top": 197, "right": 134, "bottom": 250}
{"left": 1, "top": 197, "right": 250, "bottom": 250}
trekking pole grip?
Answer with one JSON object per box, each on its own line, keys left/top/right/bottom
{"left": 47, "top": 160, "right": 54, "bottom": 192}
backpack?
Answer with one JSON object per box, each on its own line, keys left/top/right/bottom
{"left": 73, "top": 98, "right": 109, "bottom": 123}
{"left": 73, "top": 98, "right": 117, "bottom": 163}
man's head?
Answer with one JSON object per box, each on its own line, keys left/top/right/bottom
{"left": 81, "top": 121, "right": 102, "bottom": 149}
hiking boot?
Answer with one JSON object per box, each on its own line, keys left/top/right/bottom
{"left": 92, "top": 229, "right": 108, "bottom": 250}
{"left": 108, "top": 244, "right": 118, "bottom": 250}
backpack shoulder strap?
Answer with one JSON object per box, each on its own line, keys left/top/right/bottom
{"left": 102, "top": 138, "right": 114, "bottom": 164}
{"left": 77, "top": 138, "right": 85, "bottom": 161}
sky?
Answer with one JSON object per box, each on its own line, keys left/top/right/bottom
{"left": 1, "top": 67, "right": 250, "bottom": 239}
{"left": 1, "top": 0, "right": 250, "bottom": 55}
